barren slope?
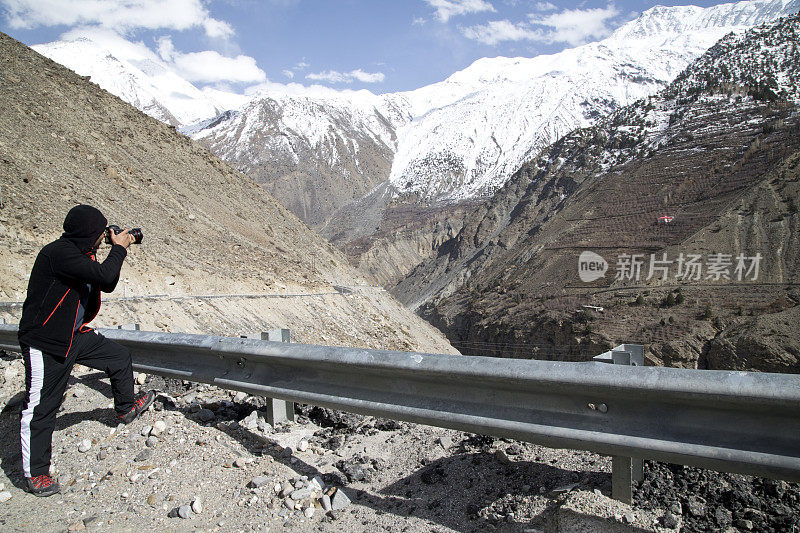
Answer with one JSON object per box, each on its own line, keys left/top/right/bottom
{"left": 0, "top": 32, "right": 456, "bottom": 355}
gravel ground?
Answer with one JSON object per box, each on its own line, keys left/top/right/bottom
{"left": 1, "top": 352, "right": 798, "bottom": 532}
{"left": 634, "top": 461, "right": 800, "bottom": 532}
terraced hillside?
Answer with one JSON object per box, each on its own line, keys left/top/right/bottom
{"left": 399, "top": 14, "right": 800, "bottom": 371}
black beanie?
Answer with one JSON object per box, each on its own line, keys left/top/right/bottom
{"left": 62, "top": 205, "right": 108, "bottom": 253}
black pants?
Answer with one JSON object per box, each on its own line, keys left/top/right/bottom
{"left": 20, "top": 330, "right": 135, "bottom": 477}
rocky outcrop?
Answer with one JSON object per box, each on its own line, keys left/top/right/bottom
{"left": 706, "top": 306, "right": 800, "bottom": 372}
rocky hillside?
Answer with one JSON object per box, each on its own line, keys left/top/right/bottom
{"left": 185, "top": 93, "right": 408, "bottom": 229}
{"left": 402, "top": 13, "right": 800, "bottom": 372}
{"left": 0, "top": 32, "right": 457, "bottom": 356}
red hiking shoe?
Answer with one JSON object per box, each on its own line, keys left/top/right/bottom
{"left": 118, "top": 390, "right": 156, "bottom": 425}
{"left": 26, "top": 474, "right": 60, "bottom": 497}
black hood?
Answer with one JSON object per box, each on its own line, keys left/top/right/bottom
{"left": 62, "top": 205, "right": 107, "bottom": 254}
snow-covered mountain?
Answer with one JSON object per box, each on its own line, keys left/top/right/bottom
{"left": 188, "top": 0, "right": 798, "bottom": 217}
{"left": 30, "top": 0, "right": 799, "bottom": 224}
{"left": 32, "top": 38, "right": 247, "bottom": 126}
{"left": 386, "top": 0, "right": 800, "bottom": 203}
{"left": 184, "top": 91, "right": 410, "bottom": 227}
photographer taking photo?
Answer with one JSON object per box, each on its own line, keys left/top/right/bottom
{"left": 17, "top": 205, "right": 155, "bottom": 497}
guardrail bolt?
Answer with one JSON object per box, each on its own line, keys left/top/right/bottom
{"left": 588, "top": 402, "right": 608, "bottom": 413}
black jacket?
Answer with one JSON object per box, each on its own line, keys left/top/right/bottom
{"left": 18, "top": 205, "right": 127, "bottom": 358}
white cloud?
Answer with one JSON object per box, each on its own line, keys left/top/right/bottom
{"left": 1, "top": 0, "right": 233, "bottom": 38}
{"left": 529, "top": 5, "right": 621, "bottom": 45}
{"left": 534, "top": 1, "right": 557, "bottom": 11}
{"left": 306, "top": 69, "right": 385, "bottom": 84}
{"left": 423, "top": 0, "right": 496, "bottom": 23}
{"left": 157, "top": 36, "right": 266, "bottom": 83}
{"left": 282, "top": 69, "right": 294, "bottom": 79}
{"left": 243, "top": 80, "right": 382, "bottom": 101}
{"left": 462, "top": 4, "right": 623, "bottom": 46}
{"left": 294, "top": 61, "right": 310, "bottom": 70}
{"left": 412, "top": 16, "right": 427, "bottom": 26}
{"left": 460, "top": 19, "right": 540, "bottom": 45}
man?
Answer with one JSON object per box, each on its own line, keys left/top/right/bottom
{"left": 17, "top": 205, "right": 155, "bottom": 497}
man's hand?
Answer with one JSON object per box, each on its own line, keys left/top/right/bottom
{"left": 110, "top": 228, "right": 135, "bottom": 249}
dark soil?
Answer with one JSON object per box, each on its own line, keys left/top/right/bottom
{"left": 633, "top": 461, "right": 800, "bottom": 532}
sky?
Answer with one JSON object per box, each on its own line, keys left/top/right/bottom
{"left": 0, "top": 0, "right": 749, "bottom": 95}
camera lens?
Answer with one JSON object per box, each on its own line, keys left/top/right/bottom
{"left": 129, "top": 228, "right": 143, "bottom": 244}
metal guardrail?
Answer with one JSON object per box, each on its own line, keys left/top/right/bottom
{"left": 1, "top": 324, "right": 799, "bottom": 492}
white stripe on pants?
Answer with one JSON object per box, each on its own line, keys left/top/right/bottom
{"left": 21, "top": 347, "right": 44, "bottom": 478}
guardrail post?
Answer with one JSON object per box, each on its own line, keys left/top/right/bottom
{"left": 594, "top": 344, "right": 644, "bottom": 504}
{"left": 247, "top": 330, "right": 294, "bottom": 426}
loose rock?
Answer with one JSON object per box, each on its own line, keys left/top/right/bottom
{"left": 248, "top": 476, "right": 270, "bottom": 489}
{"left": 191, "top": 498, "right": 202, "bottom": 514}
{"left": 321, "top": 494, "right": 332, "bottom": 512}
{"left": 134, "top": 449, "right": 153, "bottom": 462}
{"left": 197, "top": 409, "right": 215, "bottom": 422}
{"left": 332, "top": 488, "right": 351, "bottom": 511}
{"left": 177, "top": 504, "right": 192, "bottom": 519}
{"left": 0, "top": 491, "right": 11, "bottom": 503}
{"left": 77, "top": 439, "right": 92, "bottom": 453}
{"left": 151, "top": 420, "right": 166, "bottom": 436}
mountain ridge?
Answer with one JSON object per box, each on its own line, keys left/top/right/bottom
{"left": 403, "top": 13, "right": 800, "bottom": 371}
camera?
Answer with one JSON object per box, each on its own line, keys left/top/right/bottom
{"left": 106, "top": 224, "right": 143, "bottom": 244}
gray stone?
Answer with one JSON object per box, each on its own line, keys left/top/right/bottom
{"left": 437, "top": 436, "right": 452, "bottom": 449}
{"left": 177, "top": 504, "right": 192, "bottom": 519}
{"left": 249, "top": 476, "right": 271, "bottom": 489}
{"left": 197, "top": 408, "right": 215, "bottom": 422}
{"left": 234, "top": 391, "right": 247, "bottom": 402}
{"left": 321, "top": 494, "right": 332, "bottom": 512}
{"left": 623, "top": 512, "right": 635, "bottom": 524}
{"left": 734, "top": 519, "right": 754, "bottom": 530}
{"left": 134, "top": 449, "right": 154, "bottom": 462}
{"left": 687, "top": 497, "right": 706, "bottom": 517}
{"left": 290, "top": 488, "right": 312, "bottom": 501}
{"left": 145, "top": 436, "right": 159, "bottom": 448}
{"left": 0, "top": 491, "right": 11, "bottom": 503}
{"left": 78, "top": 439, "right": 92, "bottom": 453}
{"left": 494, "top": 449, "right": 511, "bottom": 465}
{"left": 308, "top": 476, "right": 325, "bottom": 492}
{"left": 97, "top": 449, "right": 108, "bottom": 460}
{"left": 141, "top": 425, "right": 152, "bottom": 437}
{"left": 304, "top": 507, "right": 314, "bottom": 518}
{"left": 662, "top": 511, "right": 679, "bottom": 529}
{"left": 283, "top": 498, "right": 294, "bottom": 510}
{"left": 297, "top": 440, "right": 309, "bottom": 452}
{"left": 191, "top": 499, "right": 203, "bottom": 514}
{"left": 331, "top": 488, "right": 351, "bottom": 511}
{"left": 280, "top": 481, "right": 293, "bottom": 498}
{"left": 151, "top": 421, "right": 166, "bottom": 436}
